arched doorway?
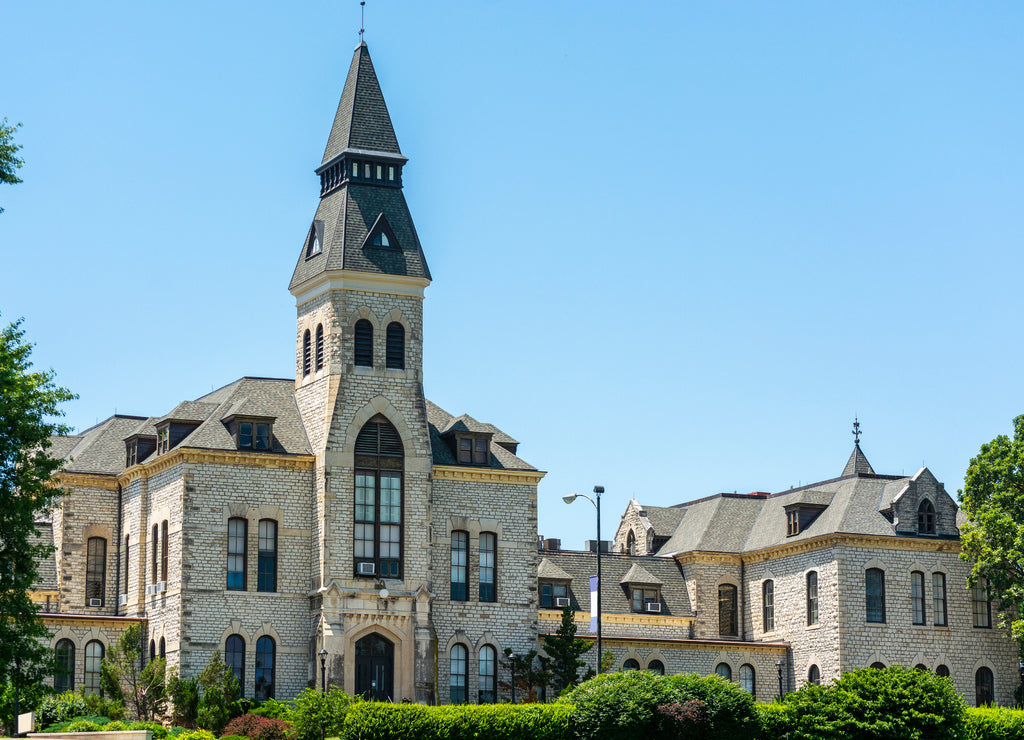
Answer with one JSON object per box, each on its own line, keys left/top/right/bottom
{"left": 355, "top": 633, "right": 394, "bottom": 701}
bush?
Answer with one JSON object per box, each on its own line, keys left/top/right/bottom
{"left": 177, "top": 731, "right": 217, "bottom": 740}
{"left": 79, "top": 688, "right": 125, "bottom": 721}
{"left": 340, "top": 702, "right": 575, "bottom": 740}
{"left": 104, "top": 721, "right": 131, "bottom": 731}
{"left": 37, "top": 692, "right": 89, "bottom": 728}
{"left": 654, "top": 701, "right": 709, "bottom": 740}
{"left": 168, "top": 674, "right": 200, "bottom": 729}
{"left": 756, "top": 702, "right": 793, "bottom": 738}
{"left": 129, "top": 720, "right": 170, "bottom": 739}
{"left": 221, "top": 713, "right": 291, "bottom": 740}
{"left": 783, "top": 665, "right": 966, "bottom": 740}
{"left": 65, "top": 720, "right": 104, "bottom": 732}
{"left": 560, "top": 670, "right": 758, "bottom": 740}
{"left": 291, "top": 687, "right": 352, "bottom": 740}
{"left": 250, "top": 699, "right": 294, "bottom": 721}
{"left": 170, "top": 727, "right": 193, "bottom": 737}
{"left": 220, "top": 735, "right": 250, "bottom": 740}
{"left": 964, "top": 706, "right": 1024, "bottom": 740}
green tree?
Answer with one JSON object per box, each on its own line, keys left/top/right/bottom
{"left": 959, "top": 414, "right": 1024, "bottom": 651}
{"left": 101, "top": 623, "right": 165, "bottom": 721}
{"left": 197, "top": 650, "right": 239, "bottom": 735}
{"left": 499, "top": 648, "right": 553, "bottom": 702}
{"left": 0, "top": 317, "right": 76, "bottom": 707}
{"left": 0, "top": 119, "right": 24, "bottom": 214}
{"left": 541, "top": 603, "right": 594, "bottom": 693}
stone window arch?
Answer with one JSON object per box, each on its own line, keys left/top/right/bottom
{"left": 54, "top": 639, "right": 75, "bottom": 691}
{"left": 354, "top": 416, "right": 404, "bottom": 579}
{"left": 918, "top": 499, "right": 936, "bottom": 534}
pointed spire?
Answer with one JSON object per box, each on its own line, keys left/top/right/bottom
{"left": 842, "top": 418, "right": 874, "bottom": 476}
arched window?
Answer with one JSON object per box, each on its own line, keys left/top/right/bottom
{"left": 353, "top": 416, "right": 403, "bottom": 578}
{"left": 302, "top": 329, "right": 311, "bottom": 376}
{"left": 255, "top": 636, "right": 275, "bottom": 700}
{"left": 478, "top": 645, "right": 497, "bottom": 703}
{"left": 870, "top": 662, "right": 886, "bottom": 669}
{"left": 149, "top": 640, "right": 156, "bottom": 662}
{"left": 450, "top": 530, "right": 468, "bottom": 601}
{"left": 715, "top": 663, "right": 732, "bottom": 680}
{"left": 911, "top": 571, "right": 925, "bottom": 625}
{"left": 84, "top": 641, "right": 104, "bottom": 695}
{"left": 740, "top": 664, "right": 756, "bottom": 697}
{"left": 86, "top": 537, "right": 106, "bottom": 606}
{"left": 227, "top": 517, "right": 247, "bottom": 590}
{"left": 385, "top": 322, "right": 405, "bottom": 370}
{"left": 936, "top": 665, "right": 950, "bottom": 677}
{"left": 648, "top": 660, "right": 665, "bottom": 675}
{"left": 918, "top": 499, "right": 936, "bottom": 534}
{"left": 976, "top": 667, "right": 994, "bottom": 706}
{"left": 315, "top": 324, "right": 325, "bottom": 371}
{"left": 479, "top": 532, "right": 496, "bottom": 602}
{"left": 54, "top": 639, "right": 75, "bottom": 691}
{"left": 972, "top": 577, "right": 992, "bottom": 628}
{"left": 450, "top": 644, "right": 468, "bottom": 704}
{"left": 159, "top": 637, "right": 165, "bottom": 659}
{"left": 933, "top": 572, "right": 948, "bottom": 626}
{"left": 626, "top": 530, "right": 636, "bottom": 556}
{"left": 806, "top": 571, "right": 819, "bottom": 625}
{"left": 623, "top": 659, "right": 641, "bottom": 671}
{"left": 808, "top": 664, "right": 820, "bottom": 685}
{"left": 866, "top": 568, "right": 886, "bottom": 623}
{"left": 914, "top": 664, "right": 927, "bottom": 671}
{"left": 258, "top": 519, "right": 277, "bottom": 592}
{"left": 762, "top": 579, "right": 775, "bottom": 632}
{"left": 152, "top": 524, "right": 159, "bottom": 583}
{"left": 225, "top": 634, "right": 245, "bottom": 688}
{"left": 161, "top": 520, "right": 168, "bottom": 582}
{"left": 354, "top": 320, "right": 373, "bottom": 367}
{"left": 718, "top": 584, "right": 738, "bottom": 636}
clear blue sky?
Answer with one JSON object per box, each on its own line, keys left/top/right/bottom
{"left": 4, "top": 2, "right": 1023, "bottom": 551}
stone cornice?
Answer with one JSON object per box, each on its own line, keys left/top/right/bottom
{"left": 42, "top": 614, "right": 146, "bottom": 629}
{"left": 539, "top": 609, "right": 692, "bottom": 627}
{"left": 540, "top": 632, "right": 790, "bottom": 652}
{"left": 675, "top": 552, "right": 743, "bottom": 567}
{"left": 740, "top": 532, "right": 962, "bottom": 564}
{"left": 119, "top": 448, "right": 315, "bottom": 485}
{"left": 55, "top": 472, "right": 119, "bottom": 491}
{"left": 432, "top": 465, "right": 546, "bottom": 486}
{"left": 292, "top": 270, "right": 430, "bottom": 305}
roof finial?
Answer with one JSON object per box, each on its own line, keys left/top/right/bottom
{"left": 359, "top": 1, "right": 366, "bottom": 42}
{"left": 852, "top": 416, "right": 862, "bottom": 445}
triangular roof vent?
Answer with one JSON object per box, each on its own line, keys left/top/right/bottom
{"left": 361, "top": 213, "right": 400, "bottom": 251}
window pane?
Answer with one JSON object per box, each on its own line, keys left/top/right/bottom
{"left": 866, "top": 569, "right": 885, "bottom": 623}
{"left": 715, "top": 663, "right": 732, "bottom": 680}
{"left": 458, "top": 438, "right": 472, "bottom": 463}
{"left": 624, "top": 659, "right": 640, "bottom": 671}
{"left": 740, "top": 664, "right": 756, "bottom": 697}
{"left": 255, "top": 424, "right": 269, "bottom": 450}
{"left": 227, "top": 518, "right": 246, "bottom": 590}
{"left": 55, "top": 640, "right": 75, "bottom": 691}
{"left": 255, "top": 636, "right": 275, "bottom": 700}
{"left": 540, "top": 582, "right": 553, "bottom": 607}
{"left": 84, "top": 641, "right": 104, "bottom": 695}
{"left": 933, "top": 573, "right": 947, "bottom": 626}
{"left": 911, "top": 571, "right": 925, "bottom": 625}
{"left": 240, "top": 422, "right": 253, "bottom": 448}
{"left": 807, "top": 571, "right": 818, "bottom": 625}
{"left": 763, "top": 580, "right": 775, "bottom": 632}
{"left": 451, "top": 531, "right": 468, "bottom": 601}
{"left": 648, "top": 660, "right": 665, "bottom": 675}
{"left": 258, "top": 520, "right": 277, "bottom": 592}
{"left": 479, "top": 532, "right": 496, "bottom": 602}
{"left": 450, "top": 645, "right": 467, "bottom": 704}
{"left": 478, "top": 646, "right": 496, "bottom": 703}
{"left": 86, "top": 537, "right": 106, "bottom": 604}
{"left": 718, "top": 584, "right": 738, "bottom": 636}
{"left": 226, "top": 635, "right": 245, "bottom": 687}
{"left": 973, "top": 578, "right": 991, "bottom": 628}
{"left": 474, "top": 439, "right": 488, "bottom": 464}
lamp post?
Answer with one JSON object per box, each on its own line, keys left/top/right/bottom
{"left": 319, "top": 648, "right": 328, "bottom": 694}
{"left": 509, "top": 652, "right": 517, "bottom": 704}
{"left": 776, "top": 659, "right": 784, "bottom": 699}
{"left": 563, "top": 485, "right": 603, "bottom": 674}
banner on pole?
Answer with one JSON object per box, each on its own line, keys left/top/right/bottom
{"left": 589, "top": 575, "right": 598, "bottom": 633}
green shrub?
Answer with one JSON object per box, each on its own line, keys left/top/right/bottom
{"left": 104, "top": 721, "right": 130, "bottom": 731}
{"left": 964, "top": 706, "right": 1024, "bottom": 740}
{"left": 340, "top": 702, "right": 574, "bottom": 740}
{"left": 291, "top": 687, "right": 351, "bottom": 740}
{"left": 43, "top": 715, "right": 112, "bottom": 732}
{"left": 249, "top": 699, "right": 294, "bottom": 721}
{"left": 79, "top": 688, "right": 125, "bottom": 722}
{"left": 37, "top": 692, "right": 89, "bottom": 728}
{"left": 221, "top": 713, "right": 291, "bottom": 740}
{"left": 220, "top": 735, "right": 250, "bottom": 740}
{"left": 65, "top": 720, "right": 104, "bottom": 732}
{"left": 167, "top": 674, "right": 200, "bottom": 729}
{"left": 783, "top": 665, "right": 966, "bottom": 740}
{"left": 129, "top": 720, "right": 170, "bottom": 739}
{"left": 756, "top": 701, "right": 793, "bottom": 738}
{"left": 170, "top": 727, "right": 193, "bottom": 737}
{"left": 177, "top": 731, "right": 217, "bottom": 740}
{"left": 560, "top": 670, "right": 758, "bottom": 740}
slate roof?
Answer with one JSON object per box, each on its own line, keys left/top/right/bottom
{"left": 425, "top": 399, "right": 536, "bottom": 471}
{"left": 537, "top": 557, "right": 573, "bottom": 581}
{"left": 842, "top": 443, "right": 875, "bottom": 476}
{"left": 619, "top": 563, "right": 664, "bottom": 586}
{"left": 539, "top": 551, "right": 692, "bottom": 617}
{"left": 642, "top": 505, "right": 685, "bottom": 536}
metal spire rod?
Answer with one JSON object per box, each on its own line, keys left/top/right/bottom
{"left": 359, "top": 1, "right": 366, "bottom": 41}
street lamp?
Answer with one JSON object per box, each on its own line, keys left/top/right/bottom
{"left": 509, "top": 652, "right": 517, "bottom": 704}
{"left": 776, "top": 659, "right": 785, "bottom": 699}
{"left": 564, "top": 485, "right": 603, "bottom": 674}
{"left": 319, "top": 648, "right": 329, "bottom": 694}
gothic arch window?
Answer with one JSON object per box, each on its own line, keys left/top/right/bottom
{"left": 315, "top": 324, "right": 324, "bottom": 371}
{"left": 255, "top": 636, "right": 275, "bottom": 700}
{"left": 806, "top": 571, "right": 819, "bottom": 625}
{"left": 159, "top": 637, "right": 165, "bottom": 659}
{"left": 936, "top": 664, "right": 950, "bottom": 677}
{"left": 866, "top": 568, "right": 886, "bottom": 623}
{"left": 385, "top": 322, "right": 405, "bottom": 370}
{"left": 354, "top": 320, "right": 373, "bottom": 367}
{"left": 86, "top": 537, "right": 106, "bottom": 606}
{"left": 808, "top": 664, "right": 820, "bottom": 685}
{"left": 762, "top": 579, "right": 775, "bottom": 632}
{"left": 626, "top": 529, "right": 636, "bottom": 555}
{"left": 918, "top": 499, "right": 936, "bottom": 534}
{"left": 150, "top": 640, "right": 156, "bottom": 662}
{"left": 54, "top": 639, "right": 75, "bottom": 691}
{"left": 225, "top": 634, "right": 245, "bottom": 688}
{"left": 718, "top": 583, "right": 738, "bottom": 636}
{"left": 478, "top": 645, "right": 497, "bottom": 703}
{"left": 740, "top": 664, "right": 756, "bottom": 697}
{"left": 450, "top": 644, "right": 468, "bottom": 704}
{"left": 354, "top": 416, "right": 403, "bottom": 578}
{"left": 302, "top": 329, "right": 312, "bottom": 376}
{"left": 83, "top": 641, "right": 104, "bottom": 695}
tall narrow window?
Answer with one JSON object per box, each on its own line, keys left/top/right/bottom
{"left": 866, "top": 568, "right": 886, "bottom": 623}
{"left": 123, "top": 535, "right": 130, "bottom": 598}
{"left": 451, "top": 530, "right": 468, "bottom": 601}
{"left": 911, "top": 571, "right": 925, "bottom": 625}
{"left": 255, "top": 636, "right": 275, "bottom": 700}
{"left": 807, "top": 571, "right": 819, "bottom": 625}
{"left": 479, "top": 532, "right": 496, "bottom": 602}
{"left": 450, "top": 644, "right": 468, "bottom": 704}
{"left": 151, "top": 524, "right": 159, "bottom": 583}
{"left": 918, "top": 499, "right": 936, "bottom": 534}
{"left": 258, "top": 519, "right": 277, "bottom": 592}
{"left": 385, "top": 322, "right": 405, "bottom": 370}
{"left": 161, "top": 520, "right": 168, "bottom": 582}
{"left": 478, "top": 645, "right": 497, "bottom": 703}
{"left": 718, "top": 584, "right": 738, "bottom": 636}
{"left": 84, "top": 641, "right": 104, "bottom": 696}
{"left": 975, "top": 667, "right": 994, "bottom": 706}
{"left": 55, "top": 639, "right": 75, "bottom": 691}
{"left": 972, "top": 577, "right": 991, "bottom": 628}
{"left": 933, "top": 572, "right": 948, "bottom": 626}
{"left": 225, "top": 635, "right": 245, "bottom": 688}
{"left": 159, "top": 638, "right": 165, "bottom": 659}
{"left": 86, "top": 537, "right": 106, "bottom": 605}
{"left": 353, "top": 417, "right": 403, "bottom": 578}
{"left": 302, "top": 330, "right": 311, "bottom": 376}
{"left": 762, "top": 579, "right": 775, "bottom": 632}
{"left": 354, "top": 320, "right": 373, "bottom": 367}
{"left": 740, "top": 664, "right": 756, "bottom": 697}
{"left": 227, "top": 517, "right": 247, "bottom": 590}
{"left": 315, "top": 324, "right": 325, "bottom": 371}
{"left": 808, "top": 665, "right": 820, "bottom": 685}
{"left": 150, "top": 640, "right": 156, "bottom": 662}
{"left": 626, "top": 529, "right": 636, "bottom": 555}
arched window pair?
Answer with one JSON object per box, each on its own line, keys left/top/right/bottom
{"left": 55, "top": 640, "right": 103, "bottom": 694}
{"left": 623, "top": 659, "right": 665, "bottom": 675}
{"left": 450, "top": 644, "right": 497, "bottom": 704}
{"left": 451, "top": 531, "right": 497, "bottom": 602}
{"left": 224, "top": 634, "right": 275, "bottom": 698}
{"left": 302, "top": 324, "right": 326, "bottom": 376}
{"left": 354, "top": 320, "right": 406, "bottom": 370}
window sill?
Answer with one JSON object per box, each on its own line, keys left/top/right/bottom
{"left": 806, "top": 623, "right": 821, "bottom": 630}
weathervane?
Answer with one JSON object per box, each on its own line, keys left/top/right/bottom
{"left": 359, "top": 1, "right": 366, "bottom": 42}
{"left": 852, "top": 417, "right": 862, "bottom": 445}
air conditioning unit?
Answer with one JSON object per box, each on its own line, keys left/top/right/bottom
{"left": 145, "top": 584, "right": 157, "bottom": 596}
{"left": 157, "top": 581, "right": 167, "bottom": 593}
{"left": 645, "top": 602, "right": 662, "bottom": 613}
{"left": 118, "top": 594, "right": 127, "bottom": 606}
{"left": 357, "top": 562, "right": 376, "bottom": 576}
{"left": 555, "top": 597, "right": 571, "bottom": 607}
{"left": 88, "top": 598, "right": 102, "bottom": 607}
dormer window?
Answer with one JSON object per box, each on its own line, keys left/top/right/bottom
{"left": 157, "top": 426, "right": 170, "bottom": 455}
{"left": 631, "top": 587, "right": 661, "bottom": 613}
{"left": 125, "top": 434, "right": 157, "bottom": 468}
{"left": 388, "top": 166, "right": 395, "bottom": 181}
{"left": 785, "top": 503, "right": 828, "bottom": 536}
{"left": 306, "top": 221, "right": 324, "bottom": 259}
{"left": 540, "top": 580, "right": 569, "bottom": 608}
{"left": 787, "top": 510, "right": 799, "bottom": 536}
{"left": 458, "top": 436, "right": 489, "bottom": 465}
{"left": 918, "top": 499, "right": 936, "bottom": 535}
{"left": 373, "top": 232, "right": 390, "bottom": 247}
{"left": 224, "top": 415, "right": 275, "bottom": 452}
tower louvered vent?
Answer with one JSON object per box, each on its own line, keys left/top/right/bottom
{"left": 354, "top": 418, "right": 403, "bottom": 457}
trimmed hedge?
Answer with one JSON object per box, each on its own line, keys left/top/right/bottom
{"left": 340, "top": 702, "right": 574, "bottom": 740}
{"left": 963, "top": 707, "right": 1024, "bottom": 740}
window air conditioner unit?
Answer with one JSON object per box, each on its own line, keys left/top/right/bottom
{"left": 555, "top": 597, "right": 571, "bottom": 607}
{"left": 145, "top": 584, "right": 157, "bottom": 596}
{"left": 645, "top": 602, "right": 662, "bottom": 613}
{"left": 118, "top": 594, "right": 127, "bottom": 606}
{"left": 157, "top": 581, "right": 167, "bottom": 593}
{"left": 88, "top": 598, "right": 103, "bottom": 607}
{"left": 357, "top": 562, "right": 376, "bottom": 576}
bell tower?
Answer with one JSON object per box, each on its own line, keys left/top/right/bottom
{"left": 289, "top": 41, "right": 435, "bottom": 702}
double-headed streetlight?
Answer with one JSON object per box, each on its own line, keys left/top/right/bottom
{"left": 563, "top": 485, "right": 603, "bottom": 674}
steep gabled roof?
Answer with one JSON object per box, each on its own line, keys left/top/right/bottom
{"left": 842, "top": 443, "right": 875, "bottom": 476}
